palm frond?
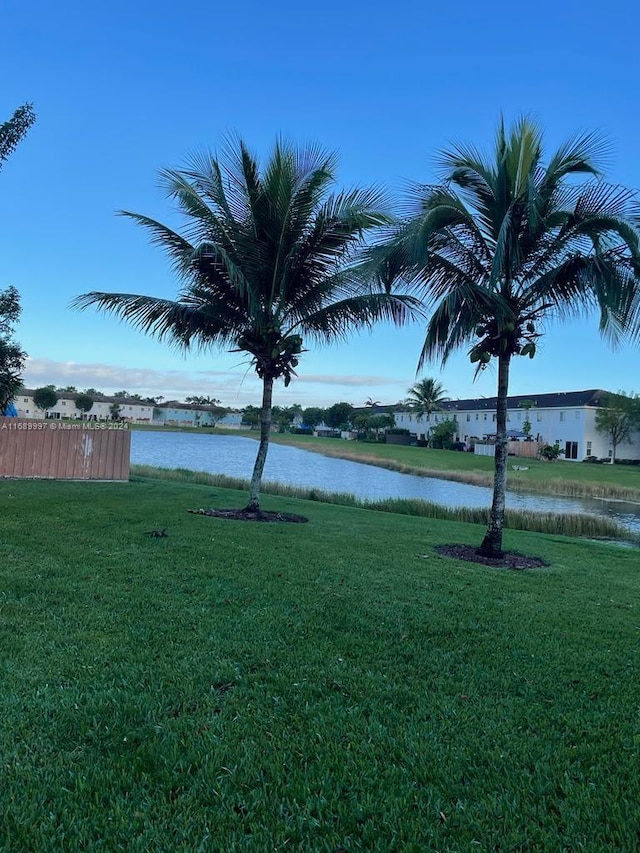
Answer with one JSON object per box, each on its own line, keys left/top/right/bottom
{"left": 417, "top": 285, "right": 509, "bottom": 369}
{"left": 179, "top": 150, "right": 245, "bottom": 225}
{"left": 117, "top": 211, "right": 196, "bottom": 278}
{"left": 544, "top": 129, "right": 611, "bottom": 180}
{"left": 0, "top": 103, "right": 36, "bottom": 171}
{"left": 296, "top": 292, "right": 425, "bottom": 344}
{"left": 71, "top": 291, "right": 241, "bottom": 351}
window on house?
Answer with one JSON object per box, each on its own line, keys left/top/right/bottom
{"left": 586, "top": 441, "right": 592, "bottom": 456}
{"left": 483, "top": 413, "right": 487, "bottom": 421}
{"left": 565, "top": 441, "right": 578, "bottom": 460}
{"left": 492, "top": 414, "right": 496, "bottom": 422}
{"left": 475, "top": 414, "right": 479, "bottom": 420}
{"left": 536, "top": 413, "right": 542, "bottom": 422}
{"left": 559, "top": 412, "right": 565, "bottom": 422}
{"left": 466, "top": 414, "right": 470, "bottom": 421}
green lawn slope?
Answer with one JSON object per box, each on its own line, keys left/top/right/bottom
{"left": 1, "top": 477, "right": 638, "bottom": 851}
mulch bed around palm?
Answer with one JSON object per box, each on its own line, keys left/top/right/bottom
{"left": 188, "top": 508, "right": 308, "bottom": 523}
{"left": 434, "top": 544, "right": 549, "bottom": 570}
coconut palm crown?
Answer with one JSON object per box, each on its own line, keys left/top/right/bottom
{"left": 378, "top": 117, "right": 640, "bottom": 556}
{"left": 74, "top": 138, "right": 422, "bottom": 512}
{"left": 404, "top": 377, "right": 449, "bottom": 418}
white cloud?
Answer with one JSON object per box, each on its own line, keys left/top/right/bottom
{"left": 294, "top": 374, "right": 403, "bottom": 387}
{"left": 24, "top": 357, "right": 253, "bottom": 399}
{"left": 22, "top": 357, "right": 411, "bottom": 407}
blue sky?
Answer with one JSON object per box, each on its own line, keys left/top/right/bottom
{"left": 1, "top": 0, "right": 639, "bottom": 408}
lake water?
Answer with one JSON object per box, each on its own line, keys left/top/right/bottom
{"left": 130, "top": 431, "right": 640, "bottom": 534}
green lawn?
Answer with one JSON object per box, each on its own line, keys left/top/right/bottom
{"left": 1, "top": 477, "right": 639, "bottom": 851}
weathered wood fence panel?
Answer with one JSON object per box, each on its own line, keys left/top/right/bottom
{"left": 474, "top": 441, "right": 542, "bottom": 459}
{"left": 511, "top": 441, "right": 543, "bottom": 459}
{"left": 0, "top": 418, "right": 130, "bottom": 480}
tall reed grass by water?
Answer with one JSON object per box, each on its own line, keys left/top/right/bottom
{"left": 274, "top": 446, "right": 640, "bottom": 502}
{"left": 132, "top": 465, "right": 632, "bottom": 540}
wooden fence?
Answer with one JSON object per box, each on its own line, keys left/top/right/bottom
{"left": 474, "top": 441, "right": 542, "bottom": 459}
{"left": 0, "top": 418, "right": 130, "bottom": 480}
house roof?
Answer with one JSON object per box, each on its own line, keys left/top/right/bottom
{"left": 158, "top": 401, "right": 221, "bottom": 411}
{"left": 439, "top": 389, "right": 608, "bottom": 412}
{"left": 20, "top": 389, "right": 229, "bottom": 411}
{"left": 354, "top": 389, "right": 611, "bottom": 416}
{"left": 20, "top": 388, "right": 154, "bottom": 406}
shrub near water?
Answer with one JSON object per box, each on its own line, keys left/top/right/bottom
{"left": 0, "top": 477, "right": 639, "bottom": 851}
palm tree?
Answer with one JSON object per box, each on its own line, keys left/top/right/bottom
{"left": 74, "top": 138, "right": 422, "bottom": 512}
{"left": 404, "top": 377, "right": 449, "bottom": 418}
{"left": 379, "top": 117, "right": 640, "bottom": 556}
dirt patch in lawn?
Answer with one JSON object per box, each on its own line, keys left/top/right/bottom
{"left": 188, "top": 508, "right": 308, "bottom": 524}
{"left": 434, "top": 543, "right": 549, "bottom": 570}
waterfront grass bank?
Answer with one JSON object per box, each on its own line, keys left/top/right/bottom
{"left": 132, "top": 464, "right": 633, "bottom": 541}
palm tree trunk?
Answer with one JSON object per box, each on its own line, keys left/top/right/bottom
{"left": 245, "top": 375, "right": 274, "bottom": 512}
{"left": 478, "top": 354, "right": 511, "bottom": 557}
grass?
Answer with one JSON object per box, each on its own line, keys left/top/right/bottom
{"left": 132, "top": 464, "right": 633, "bottom": 541}
{"left": 264, "top": 433, "right": 640, "bottom": 502}
{"left": 1, "top": 476, "right": 639, "bottom": 851}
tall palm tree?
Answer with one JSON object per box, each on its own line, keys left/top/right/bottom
{"left": 74, "top": 138, "right": 422, "bottom": 512}
{"left": 379, "top": 117, "right": 640, "bottom": 556}
{"left": 404, "top": 376, "right": 449, "bottom": 418}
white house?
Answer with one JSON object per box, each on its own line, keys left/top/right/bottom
{"left": 15, "top": 390, "right": 241, "bottom": 428}
{"left": 215, "top": 413, "right": 244, "bottom": 429}
{"left": 393, "top": 389, "right": 640, "bottom": 462}
{"left": 152, "top": 401, "right": 221, "bottom": 427}
{"left": 16, "top": 390, "right": 154, "bottom": 423}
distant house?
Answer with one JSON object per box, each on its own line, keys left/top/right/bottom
{"left": 14, "top": 390, "right": 238, "bottom": 428}
{"left": 151, "top": 401, "right": 220, "bottom": 427}
{"left": 16, "top": 390, "right": 154, "bottom": 423}
{"left": 215, "top": 413, "right": 244, "bottom": 430}
{"left": 393, "top": 389, "right": 640, "bottom": 462}
{"left": 313, "top": 426, "right": 340, "bottom": 438}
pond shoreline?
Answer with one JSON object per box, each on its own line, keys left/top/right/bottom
{"left": 261, "top": 435, "right": 640, "bottom": 504}
{"left": 130, "top": 464, "right": 635, "bottom": 542}
{"left": 130, "top": 431, "right": 640, "bottom": 536}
